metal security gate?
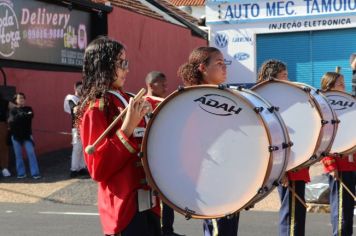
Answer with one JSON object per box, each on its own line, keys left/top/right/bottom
{"left": 256, "top": 28, "right": 356, "bottom": 93}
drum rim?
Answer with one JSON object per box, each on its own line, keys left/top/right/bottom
{"left": 323, "top": 90, "right": 356, "bottom": 155}
{"left": 234, "top": 88, "right": 291, "bottom": 206}
{"left": 141, "top": 84, "right": 274, "bottom": 218}
{"left": 252, "top": 79, "right": 325, "bottom": 170}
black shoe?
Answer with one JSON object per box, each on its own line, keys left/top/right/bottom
{"left": 163, "top": 233, "right": 185, "bottom": 236}
{"left": 78, "top": 168, "right": 90, "bottom": 178}
{"left": 70, "top": 171, "right": 79, "bottom": 178}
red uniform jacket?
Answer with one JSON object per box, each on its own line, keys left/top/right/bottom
{"left": 287, "top": 167, "right": 310, "bottom": 183}
{"left": 322, "top": 153, "right": 356, "bottom": 173}
{"left": 80, "top": 90, "right": 160, "bottom": 235}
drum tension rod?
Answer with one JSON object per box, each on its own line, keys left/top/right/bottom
{"left": 137, "top": 152, "right": 144, "bottom": 159}
{"left": 254, "top": 107, "right": 264, "bottom": 113}
{"left": 315, "top": 89, "right": 321, "bottom": 94}
{"left": 321, "top": 120, "right": 329, "bottom": 125}
{"left": 177, "top": 86, "right": 185, "bottom": 92}
{"left": 321, "top": 152, "right": 328, "bottom": 157}
{"left": 309, "top": 155, "right": 318, "bottom": 161}
{"left": 258, "top": 186, "right": 269, "bottom": 194}
{"left": 272, "top": 180, "right": 279, "bottom": 187}
{"left": 303, "top": 87, "right": 311, "bottom": 93}
{"left": 184, "top": 207, "right": 195, "bottom": 220}
{"left": 146, "top": 112, "right": 154, "bottom": 119}
{"left": 267, "top": 106, "right": 279, "bottom": 113}
{"left": 331, "top": 119, "right": 341, "bottom": 124}
{"left": 282, "top": 141, "right": 294, "bottom": 149}
{"left": 218, "top": 84, "right": 227, "bottom": 90}
{"left": 268, "top": 146, "right": 279, "bottom": 152}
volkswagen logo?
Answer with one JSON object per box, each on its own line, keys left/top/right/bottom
{"left": 215, "top": 33, "right": 229, "bottom": 48}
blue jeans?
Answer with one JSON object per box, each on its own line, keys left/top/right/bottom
{"left": 11, "top": 136, "right": 40, "bottom": 177}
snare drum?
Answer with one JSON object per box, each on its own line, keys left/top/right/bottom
{"left": 141, "top": 85, "right": 290, "bottom": 219}
{"left": 252, "top": 80, "right": 336, "bottom": 171}
{"left": 323, "top": 90, "right": 356, "bottom": 155}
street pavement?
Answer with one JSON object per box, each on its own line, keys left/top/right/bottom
{"left": 0, "top": 149, "right": 354, "bottom": 235}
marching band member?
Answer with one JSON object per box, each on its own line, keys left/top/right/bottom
{"left": 77, "top": 36, "right": 160, "bottom": 236}
{"left": 144, "top": 71, "right": 185, "bottom": 236}
{"left": 258, "top": 60, "right": 310, "bottom": 236}
{"left": 321, "top": 72, "right": 356, "bottom": 236}
{"left": 178, "top": 46, "right": 240, "bottom": 236}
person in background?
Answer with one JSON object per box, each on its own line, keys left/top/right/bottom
{"left": 321, "top": 72, "right": 356, "bottom": 236}
{"left": 350, "top": 54, "right": 356, "bottom": 95}
{"left": 144, "top": 71, "right": 184, "bottom": 236}
{"left": 64, "top": 81, "right": 88, "bottom": 178}
{"left": 257, "top": 59, "right": 310, "bottom": 236}
{"left": 8, "top": 93, "right": 41, "bottom": 179}
{"left": 178, "top": 46, "right": 240, "bottom": 236}
{"left": 0, "top": 93, "right": 14, "bottom": 177}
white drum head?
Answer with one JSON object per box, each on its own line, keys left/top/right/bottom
{"left": 143, "top": 86, "right": 272, "bottom": 218}
{"left": 253, "top": 81, "right": 322, "bottom": 170}
{"left": 324, "top": 90, "right": 356, "bottom": 154}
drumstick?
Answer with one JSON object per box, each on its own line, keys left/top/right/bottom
{"left": 85, "top": 88, "right": 146, "bottom": 155}
{"left": 335, "top": 176, "right": 356, "bottom": 200}
{"left": 288, "top": 186, "right": 308, "bottom": 208}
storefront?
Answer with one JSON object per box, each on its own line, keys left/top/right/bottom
{"left": 206, "top": 0, "right": 356, "bottom": 93}
{"left": 0, "top": 0, "right": 109, "bottom": 154}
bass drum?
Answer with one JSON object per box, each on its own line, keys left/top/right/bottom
{"left": 323, "top": 90, "right": 356, "bottom": 155}
{"left": 142, "top": 85, "right": 290, "bottom": 219}
{"left": 252, "top": 80, "right": 336, "bottom": 171}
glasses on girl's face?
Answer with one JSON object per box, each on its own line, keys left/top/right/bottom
{"left": 116, "top": 59, "right": 129, "bottom": 70}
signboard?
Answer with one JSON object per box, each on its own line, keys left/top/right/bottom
{"left": 0, "top": 0, "right": 92, "bottom": 67}
{"left": 206, "top": 0, "right": 356, "bottom": 24}
{"left": 206, "top": 0, "right": 356, "bottom": 83}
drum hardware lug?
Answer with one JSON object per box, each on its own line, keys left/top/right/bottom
{"left": 137, "top": 152, "right": 144, "bottom": 159}
{"left": 218, "top": 84, "right": 226, "bottom": 90}
{"left": 273, "top": 180, "right": 279, "bottom": 187}
{"left": 310, "top": 155, "right": 317, "bottom": 161}
{"left": 315, "top": 89, "right": 321, "bottom": 94}
{"left": 184, "top": 207, "right": 195, "bottom": 220}
{"left": 257, "top": 186, "right": 269, "bottom": 194}
{"left": 267, "top": 106, "right": 279, "bottom": 113}
{"left": 236, "top": 85, "right": 244, "bottom": 91}
{"left": 321, "top": 152, "right": 328, "bottom": 157}
{"left": 321, "top": 120, "right": 329, "bottom": 125}
{"left": 282, "top": 141, "right": 293, "bottom": 149}
{"left": 152, "top": 190, "right": 159, "bottom": 196}
{"left": 268, "top": 146, "right": 279, "bottom": 152}
{"left": 146, "top": 112, "right": 154, "bottom": 119}
{"left": 303, "top": 87, "right": 311, "bottom": 93}
{"left": 331, "top": 119, "right": 340, "bottom": 124}
{"left": 177, "top": 86, "right": 185, "bottom": 92}
{"left": 254, "top": 107, "right": 264, "bottom": 113}
{"left": 244, "top": 204, "right": 255, "bottom": 211}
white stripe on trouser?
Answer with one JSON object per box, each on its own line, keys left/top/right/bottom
{"left": 71, "top": 128, "right": 86, "bottom": 171}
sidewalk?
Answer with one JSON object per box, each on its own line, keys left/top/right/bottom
{"left": 0, "top": 149, "right": 327, "bottom": 212}
{"left": 0, "top": 149, "right": 97, "bottom": 205}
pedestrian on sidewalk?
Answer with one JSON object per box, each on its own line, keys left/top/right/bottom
{"left": 0, "top": 93, "right": 14, "bottom": 178}
{"left": 8, "top": 92, "right": 41, "bottom": 179}
{"left": 64, "top": 81, "right": 89, "bottom": 178}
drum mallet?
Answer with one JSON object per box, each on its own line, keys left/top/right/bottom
{"left": 85, "top": 88, "right": 146, "bottom": 155}
{"left": 288, "top": 186, "right": 308, "bottom": 208}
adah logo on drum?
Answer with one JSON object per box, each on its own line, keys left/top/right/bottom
{"left": 194, "top": 94, "right": 242, "bottom": 116}
{"left": 328, "top": 96, "right": 355, "bottom": 110}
